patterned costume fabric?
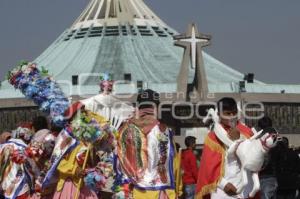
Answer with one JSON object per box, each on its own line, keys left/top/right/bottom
{"left": 52, "top": 142, "right": 98, "bottom": 199}
{"left": 117, "top": 108, "right": 175, "bottom": 194}
{"left": 0, "top": 138, "right": 34, "bottom": 199}
{"left": 43, "top": 106, "right": 116, "bottom": 198}
{"left": 42, "top": 128, "right": 78, "bottom": 189}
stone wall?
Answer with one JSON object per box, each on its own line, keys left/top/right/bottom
{"left": 1, "top": 101, "right": 300, "bottom": 138}
{"left": 246, "top": 102, "right": 300, "bottom": 134}
{"left": 0, "top": 106, "right": 43, "bottom": 132}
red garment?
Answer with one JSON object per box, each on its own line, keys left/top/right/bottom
{"left": 195, "top": 132, "right": 225, "bottom": 199}
{"left": 64, "top": 101, "right": 85, "bottom": 119}
{"left": 16, "top": 192, "right": 29, "bottom": 199}
{"left": 181, "top": 149, "right": 198, "bottom": 185}
{"left": 195, "top": 122, "right": 259, "bottom": 199}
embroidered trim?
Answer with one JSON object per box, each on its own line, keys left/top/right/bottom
{"left": 196, "top": 135, "right": 225, "bottom": 199}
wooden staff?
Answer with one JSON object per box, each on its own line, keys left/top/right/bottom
{"left": 75, "top": 143, "right": 92, "bottom": 199}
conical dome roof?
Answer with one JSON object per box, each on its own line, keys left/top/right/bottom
{"left": 5, "top": 0, "right": 290, "bottom": 100}
{"left": 33, "top": 0, "right": 252, "bottom": 88}
{"left": 72, "top": 0, "right": 169, "bottom": 29}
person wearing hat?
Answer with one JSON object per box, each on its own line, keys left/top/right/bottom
{"left": 47, "top": 102, "right": 99, "bottom": 199}
{"left": 181, "top": 136, "right": 198, "bottom": 199}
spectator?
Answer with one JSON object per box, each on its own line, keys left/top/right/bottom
{"left": 276, "top": 137, "right": 300, "bottom": 199}
{"left": 181, "top": 136, "right": 198, "bottom": 199}
{"left": 258, "top": 116, "right": 278, "bottom": 199}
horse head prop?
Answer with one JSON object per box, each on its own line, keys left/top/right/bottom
{"left": 204, "top": 108, "right": 279, "bottom": 197}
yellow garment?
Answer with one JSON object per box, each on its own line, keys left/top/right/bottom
{"left": 87, "top": 111, "right": 108, "bottom": 124}
{"left": 174, "top": 152, "right": 183, "bottom": 197}
{"left": 133, "top": 189, "right": 176, "bottom": 199}
{"left": 56, "top": 142, "right": 85, "bottom": 192}
{"left": 56, "top": 111, "right": 107, "bottom": 192}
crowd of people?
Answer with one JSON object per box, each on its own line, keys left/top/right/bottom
{"left": 0, "top": 94, "right": 300, "bottom": 199}
{"left": 0, "top": 89, "right": 180, "bottom": 199}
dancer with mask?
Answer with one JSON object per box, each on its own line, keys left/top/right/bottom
{"left": 116, "top": 89, "right": 176, "bottom": 199}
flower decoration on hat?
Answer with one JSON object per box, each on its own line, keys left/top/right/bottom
{"left": 7, "top": 61, "right": 70, "bottom": 127}
{"left": 70, "top": 110, "right": 114, "bottom": 143}
{"left": 12, "top": 126, "right": 33, "bottom": 142}
{"left": 99, "top": 73, "right": 114, "bottom": 94}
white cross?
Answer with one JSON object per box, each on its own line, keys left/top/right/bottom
{"left": 180, "top": 26, "right": 209, "bottom": 69}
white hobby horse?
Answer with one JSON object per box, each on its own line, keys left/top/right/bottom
{"left": 203, "top": 108, "right": 278, "bottom": 197}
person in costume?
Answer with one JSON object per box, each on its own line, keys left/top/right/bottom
{"left": 174, "top": 143, "right": 183, "bottom": 199}
{"left": 29, "top": 122, "right": 63, "bottom": 199}
{"left": 196, "top": 97, "right": 259, "bottom": 199}
{"left": 0, "top": 124, "right": 35, "bottom": 199}
{"left": 28, "top": 126, "right": 57, "bottom": 199}
{"left": 99, "top": 73, "right": 114, "bottom": 95}
{"left": 80, "top": 73, "right": 133, "bottom": 198}
{"left": 117, "top": 89, "right": 176, "bottom": 199}
{"left": 81, "top": 73, "right": 134, "bottom": 131}
{"left": 181, "top": 136, "right": 198, "bottom": 199}
{"left": 45, "top": 100, "right": 114, "bottom": 199}
{"left": 48, "top": 102, "right": 98, "bottom": 199}
{"left": 51, "top": 139, "right": 99, "bottom": 199}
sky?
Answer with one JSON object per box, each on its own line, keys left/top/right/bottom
{"left": 0, "top": 0, "right": 300, "bottom": 84}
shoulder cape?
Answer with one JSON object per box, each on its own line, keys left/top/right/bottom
{"left": 195, "top": 122, "right": 253, "bottom": 199}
